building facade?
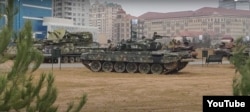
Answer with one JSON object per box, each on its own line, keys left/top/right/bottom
{"left": 219, "top": 0, "right": 250, "bottom": 10}
{"left": 52, "top": 0, "right": 90, "bottom": 26}
{"left": 112, "top": 9, "right": 143, "bottom": 43}
{"left": 89, "top": 1, "right": 122, "bottom": 41}
{"left": 0, "top": 0, "right": 52, "bottom": 39}
{"left": 140, "top": 7, "right": 250, "bottom": 39}
{"left": 112, "top": 9, "right": 131, "bottom": 43}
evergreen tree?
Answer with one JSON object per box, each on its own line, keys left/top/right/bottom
{"left": 0, "top": 0, "right": 87, "bottom": 111}
{"left": 230, "top": 37, "right": 250, "bottom": 95}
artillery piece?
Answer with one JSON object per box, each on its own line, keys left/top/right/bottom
{"left": 81, "top": 33, "right": 194, "bottom": 74}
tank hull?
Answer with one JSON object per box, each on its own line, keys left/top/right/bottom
{"left": 81, "top": 50, "right": 193, "bottom": 74}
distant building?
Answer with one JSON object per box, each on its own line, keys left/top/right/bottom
{"left": 139, "top": 7, "right": 250, "bottom": 39}
{"left": 52, "top": 0, "right": 90, "bottom": 26}
{"left": 89, "top": 1, "right": 122, "bottom": 41}
{"left": 133, "top": 19, "right": 145, "bottom": 40}
{"left": 113, "top": 9, "right": 131, "bottom": 43}
{"left": 219, "top": 0, "right": 250, "bottom": 10}
{"left": 0, "top": 0, "right": 52, "bottom": 39}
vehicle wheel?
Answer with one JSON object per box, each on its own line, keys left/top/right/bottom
{"left": 138, "top": 63, "right": 151, "bottom": 74}
{"left": 90, "top": 61, "right": 102, "bottom": 72}
{"left": 69, "top": 57, "right": 75, "bottom": 63}
{"left": 114, "top": 62, "right": 126, "bottom": 73}
{"left": 126, "top": 63, "right": 137, "bottom": 73}
{"left": 53, "top": 59, "right": 58, "bottom": 63}
{"left": 75, "top": 57, "right": 81, "bottom": 62}
{"left": 63, "top": 57, "right": 68, "bottom": 63}
{"left": 102, "top": 62, "right": 113, "bottom": 72}
{"left": 151, "top": 64, "right": 163, "bottom": 74}
{"left": 47, "top": 59, "right": 52, "bottom": 63}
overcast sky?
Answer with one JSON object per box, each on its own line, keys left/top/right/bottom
{"left": 98, "top": 0, "right": 219, "bottom": 16}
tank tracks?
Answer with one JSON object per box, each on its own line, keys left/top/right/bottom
{"left": 82, "top": 60, "right": 189, "bottom": 74}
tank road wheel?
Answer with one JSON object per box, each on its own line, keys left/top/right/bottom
{"left": 138, "top": 63, "right": 151, "bottom": 74}
{"left": 151, "top": 64, "right": 163, "bottom": 74}
{"left": 126, "top": 63, "right": 137, "bottom": 73}
{"left": 114, "top": 62, "right": 126, "bottom": 73}
{"left": 63, "top": 57, "right": 69, "bottom": 63}
{"left": 69, "top": 57, "right": 75, "bottom": 63}
{"left": 90, "top": 61, "right": 102, "bottom": 72}
{"left": 102, "top": 62, "right": 113, "bottom": 72}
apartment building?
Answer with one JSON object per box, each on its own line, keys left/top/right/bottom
{"left": 140, "top": 7, "right": 250, "bottom": 39}
{"left": 52, "top": 0, "right": 90, "bottom": 26}
{"left": 89, "top": 1, "right": 122, "bottom": 40}
{"left": 219, "top": 0, "right": 250, "bottom": 10}
{"left": 113, "top": 9, "right": 131, "bottom": 43}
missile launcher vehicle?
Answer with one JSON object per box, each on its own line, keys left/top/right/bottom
{"left": 36, "top": 29, "right": 100, "bottom": 63}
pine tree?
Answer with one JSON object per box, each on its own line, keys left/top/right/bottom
{"left": 230, "top": 37, "right": 250, "bottom": 95}
{"left": 0, "top": 0, "right": 87, "bottom": 111}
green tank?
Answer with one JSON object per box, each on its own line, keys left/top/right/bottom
{"left": 80, "top": 35, "right": 194, "bottom": 74}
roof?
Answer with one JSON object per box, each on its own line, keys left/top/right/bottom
{"left": 117, "top": 8, "right": 126, "bottom": 14}
{"left": 176, "top": 31, "right": 220, "bottom": 37}
{"left": 138, "top": 7, "right": 250, "bottom": 20}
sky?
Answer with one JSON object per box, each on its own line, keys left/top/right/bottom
{"left": 97, "top": 0, "right": 219, "bottom": 16}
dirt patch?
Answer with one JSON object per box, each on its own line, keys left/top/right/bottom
{"left": 31, "top": 64, "right": 235, "bottom": 112}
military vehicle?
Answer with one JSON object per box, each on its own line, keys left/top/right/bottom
{"left": 213, "top": 37, "right": 235, "bottom": 59}
{"left": 38, "top": 29, "right": 100, "bottom": 63}
{"left": 80, "top": 34, "right": 194, "bottom": 74}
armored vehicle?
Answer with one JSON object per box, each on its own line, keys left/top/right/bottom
{"left": 81, "top": 35, "right": 194, "bottom": 74}
{"left": 38, "top": 29, "right": 100, "bottom": 63}
{"left": 213, "top": 37, "right": 235, "bottom": 59}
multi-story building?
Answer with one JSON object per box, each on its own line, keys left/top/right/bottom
{"left": 112, "top": 9, "right": 143, "bottom": 43}
{"left": 52, "top": 0, "right": 90, "bottom": 26}
{"left": 139, "top": 7, "right": 250, "bottom": 39}
{"left": 89, "top": 1, "right": 122, "bottom": 40}
{"left": 113, "top": 9, "right": 131, "bottom": 43}
{"left": 134, "top": 19, "right": 145, "bottom": 40}
{"left": 0, "top": 0, "right": 52, "bottom": 39}
{"left": 219, "top": 0, "right": 250, "bottom": 10}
